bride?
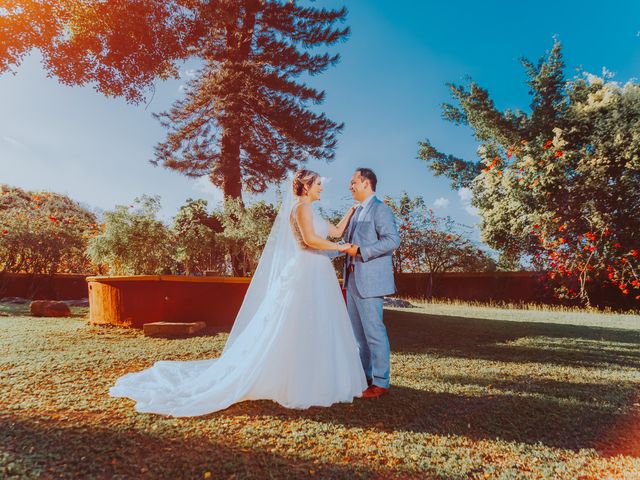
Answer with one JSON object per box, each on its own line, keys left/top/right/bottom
{"left": 109, "top": 169, "right": 368, "bottom": 416}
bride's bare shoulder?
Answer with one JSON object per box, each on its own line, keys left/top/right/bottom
{"left": 293, "top": 202, "right": 314, "bottom": 227}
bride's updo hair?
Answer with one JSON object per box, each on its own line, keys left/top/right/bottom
{"left": 292, "top": 169, "right": 320, "bottom": 196}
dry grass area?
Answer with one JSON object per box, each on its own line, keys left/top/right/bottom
{"left": 1, "top": 301, "right": 640, "bottom": 479}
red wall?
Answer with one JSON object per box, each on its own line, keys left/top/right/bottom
{"left": 0, "top": 273, "right": 89, "bottom": 300}
{"left": 395, "top": 272, "right": 547, "bottom": 303}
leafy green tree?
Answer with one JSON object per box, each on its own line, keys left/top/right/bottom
{"left": 172, "top": 198, "right": 226, "bottom": 275}
{"left": 87, "top": 195, "right": 175, "bottom": 275}
{"left": 0, "top": 185, "right": 99, "bottom": 276}
{"left": 384, "top": 193, "right": 495, "bottom": 296}
{"left": 215, "top": 198, "right": 278, "bottom": 276}
{"left": 418, "top": 41, "right": 640, "bottom": 306}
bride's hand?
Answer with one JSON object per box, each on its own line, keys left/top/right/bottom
{"left": 337, "top": 242, "right": 352, "bottom": 253}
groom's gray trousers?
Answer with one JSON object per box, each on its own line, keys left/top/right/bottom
{"left": 346, "top": 277, "right": 389, "bottom": 388}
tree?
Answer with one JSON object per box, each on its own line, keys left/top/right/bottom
{"left": 418, "top": 41, "right": 640, "bottom": 306}
{"left": 0, "top": 185, "right": 99, "bottom": 277}
{"left": 0, "top": 1, "right": 349, "bottom": 201}
{"left": 215, "top": 198, "right": 278, "bottom": 276}
{"left": 172, "top": 198, "right": 226, "bottom": 275}
{"left": 87, "top": 195, "right": 175, "bottom": 275}
{"left": 384, "top": 193, "right": 495, "bottom": 296}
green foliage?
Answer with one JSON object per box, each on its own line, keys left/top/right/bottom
{"left": 0, "top": 185, "right": 99, "bottom": 275}
{"left": 215, "top": 198, "right": 278, "bottom": 276}
{"left": 419, "top": 41, "right": 640, "bottom": 305}
{"left": 384, "top": 192, "right": 495, "bottom": 279}
{"left": 87, "top": 195, "right": 175, "bottom": 275}
{"left": 172, "top": 198, "right": 225, "bottom": 275}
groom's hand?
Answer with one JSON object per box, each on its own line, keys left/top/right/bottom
{"left": 346, "top": 244, "right": 359, "bottom": 257}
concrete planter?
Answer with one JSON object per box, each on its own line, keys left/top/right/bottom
{"left": 86, "top": 275, "right": 251, "bottom": 330}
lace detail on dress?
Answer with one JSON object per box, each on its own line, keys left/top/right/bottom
{"left": 289, "top": 203, "right": 309, "bottom": 250}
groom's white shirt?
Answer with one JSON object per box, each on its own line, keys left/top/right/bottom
{"left": 357, "top": 193, "right": 376, "bottom": 221}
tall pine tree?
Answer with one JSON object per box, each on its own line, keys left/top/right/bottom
{"left": 152, "top": 1, "right": 349, "bottom": 201}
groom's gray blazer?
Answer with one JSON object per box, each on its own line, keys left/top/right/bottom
{"left": 344, "top": 196, "right": 400, "bottom": 298}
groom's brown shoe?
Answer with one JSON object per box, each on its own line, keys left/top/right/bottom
{"left": 362, "top": 385, "right": 389, "bottom": 398}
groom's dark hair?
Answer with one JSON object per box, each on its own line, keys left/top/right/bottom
{"left": 356, "top": 168, "right": 377, "bottom": 191}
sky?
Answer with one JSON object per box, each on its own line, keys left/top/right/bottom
{"left": 1, "top": 0, "right": 640, "bottom": 244}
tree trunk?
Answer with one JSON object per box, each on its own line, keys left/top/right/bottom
{"left": 219, "top": 128, "right": 243, "bottom": 202}
{"left": 217, "top": 3, "right": 260, "bottom": 277}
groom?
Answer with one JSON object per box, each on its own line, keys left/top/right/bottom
{"left": 343, "top": 168, "right": 400, "bottom": 398}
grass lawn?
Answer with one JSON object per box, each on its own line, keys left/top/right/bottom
{"left": 1, "top": 301, "right": 640, "bottom": 479}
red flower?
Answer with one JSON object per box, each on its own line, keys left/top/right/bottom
{"left": 533, "top": 224, "right": 539, "bottom": 229}
{"left": 614, "top": 243, "right": 622, "bottom": 249}
{"left": 558, "top": 237, "right": 566, "bottom": 244}
{"left": 555, "top": 151, "right": 563, "bottom": 158}
{"left": 631, "top": 250, "right": 639, "bottom": 258}
{"left": 483, "top": 156, "right": 499, "bottom": 173}
{"left": 48, "top": 216, "right": 58, "bottom": 223}
{"left": 1, "top": 230, "right": 7, "bottom": 235}
{"left": 543, "top": 140, "right": 553, "bottom": 149}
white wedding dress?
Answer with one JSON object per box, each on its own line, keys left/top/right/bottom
{"left": 109, "top": 195, "right": 367, "bottom": 417}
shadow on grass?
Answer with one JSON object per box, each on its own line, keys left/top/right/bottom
{"left": 217, "top": 380, "right": 637, "bottom": 453}
{"left": 0, "top": 415, "right": 386, "bottom": 480}
{"left": 203, "top": 309, "right": 640, "bottom": 453}
{"left": 386, "top": 310, "right": 640, "bottom": 369}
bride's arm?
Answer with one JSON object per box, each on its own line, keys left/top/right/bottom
{"left": 327, "top": 204, "right": 358, "bottom": 238}
{"left": 296, "top": 204, "right": 351, "bottom": 251}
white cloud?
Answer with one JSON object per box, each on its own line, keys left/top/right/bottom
{"left": 458, "top": 187, "right": 472, "bottom": 202}
{"left": 193, "top": 176, "right": 224, "bottom": 205}
{"left": 183, "top": 69, "right": 197, "bottom": 78}
{"left": 433, "top": 197, "right": 449, "bottom": 208}
{"left": 1, "top": 135, "right": 26, "bottom": 149}
{"left": 457, "top": 187, "right": 478, "bottom": 217}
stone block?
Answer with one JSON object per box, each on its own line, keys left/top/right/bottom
{"left": 30, "top": 300, "right": 72, "bottom": 317}
{"left": 143, "top": 321, "right": 206, "bottom": 338}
